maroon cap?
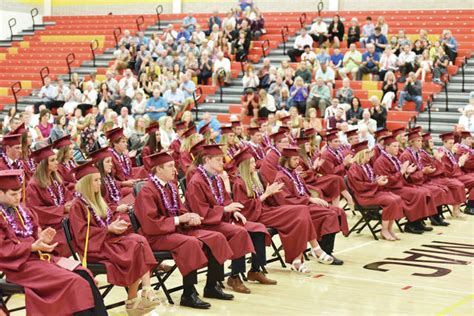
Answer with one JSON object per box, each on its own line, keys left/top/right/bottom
{"left": 175, "top": 121, "right": 187, "bottom": 131}
{"left": 199, "top": 122, "right": 211, "bottom": 135}
{"left": 30, "top": 144, "right": 55, "bottom": 163}
{"left": 352, "top": 141, "right": 369, "bottom": 154}
{"left": 391, "top": 127, "right": 406, "bottom": 138}
{"left": 382, "top": 135, "right": 397, "bottom": 146}
{"left": 346, "top": 129, "right": 358, "bottom": 138}
{"left": 247, "top": 126, "right": 261, "bottom": 136}
{"left": 295, "top": 137, "right": 310, "bottom": 146}
{"left": 190, "top": 139, "right": 206, "bottom": 157}
{"left": 183, "top": 126, "right": 197, "bottom": 138}
{"left": 0, "top": 169, "right": 23, "bottom": 190}
{"left": 279, "top": 125, "right": 290, "bottom": 133}
{"left": 106, "top": 127, "right": 125, "bottom": 143}
{"left": 281, "top": 147, "right": 300, "bottom": 158}
{"left": 220, "top": 125, "right": 234, "bottom": 135}
{"left": 52, "top": 135, "right": 73, "bottom": 149}
{"left": 74, "top": 160, "right": 99, "bottom": 181}
{"left": 374, "top": 128, "right": 389, "bottom": 140}
{"left": 10, "top": 123, "right": 27, "bottom": 135}
{"left": 407, "top": 131, "right": 422, "bottom": 142}
{"left": 145, "top": 122, "right": 159, "bottom": 134}
{"left": 304, "top": 128, "right": 317, "bottom": 137}
{"left": 460, "top": 131, "right": 472, "bottom": 139}
{"left": 440, "top": 132, "right": 455, "bottom": 142}
{"left": 233, "top": 147, "right": 254, "bottom": 166}
{"left": 422, "top": 133, "right": 432, "bottom": 141}
{"left": 270, "top": 130, "right": 287, "bottom": 143}
{"left": 146, "top": 151, "right": 174, "bottom": 166}
{"left": 231, "top": 120, "right": 241, "bottom": 128}
{"left": 326, "top": 131, "right": 339, "bottom": 142}
{"left": 2, "top": 134, "right": 22, "bottom": 147}
{"left": 409, "top": 126, "right": 422, "bottom": 134}
{"left": 89, "top": 147, "right": 112, "bottom": 161}
{"left": 201, "top": 144, "right": 223, "bottom": 157}
{"left": 280, "top": 115, "right": 291, "bottom": 124}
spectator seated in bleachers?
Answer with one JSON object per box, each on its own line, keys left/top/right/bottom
{"left": 339, "top": 43, "right": 362, "bottom": 79}
{"left": 287, "top": 27, "right": 313, "bottom": 62}
{"left": 359, "top": 16, "right": 375, "bottom": 48}
{"left": 369, "top": 96, "right": 387, "bottom": 130}
{"left": 309, "top": 16, "right": 328, "bottom": 47}
{"left": 356, "top": 43, "right": 380, "bottom": 80}
{"left": 327, "top": 15, "right": 345, "bottom": 48}
{"left": 397, "top": 72, "right": 423, "bottom": 112}
{"left": 347, "top": 17, "right": 360, "bottom": 47}
{"left": 306, "top": 77, "right": 331, "bottom": 117}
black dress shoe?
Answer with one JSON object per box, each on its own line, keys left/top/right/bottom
{"left": 464, "top": 207, "right": 474, "bottom": 215}
{"left": 203, "top": 284, "right": 234, "bottom": 301}
{"left": 437, "top": 218, "right": 450, "bottom": 226}
{"left": 430, "top": 216, "right": 442, "bottom": 226}
{"left": 418, "top": 220, "right": 433, "bottom": 232}
{"left": 180, "top": 292, "right": 211, "bottom": 309}
{"left": 330, "top": 256, "right": 344, "bottom": 265}
{"left": 404, "top": 223, "right": 424, "bottom": 234}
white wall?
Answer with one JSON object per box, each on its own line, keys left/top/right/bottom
{"left": 0, "top": 9, "right": 43, "bottom": 41}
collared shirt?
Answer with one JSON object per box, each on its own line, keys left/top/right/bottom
{"left": 39, "top": 84, "right": 57, "bottom": 100}
{"left": 293, "top": 34, "right": 313, "bottom": 50}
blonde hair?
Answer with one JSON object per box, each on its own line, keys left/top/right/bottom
{"left": 353, "top": 150, "right": 368, "bottom": 164}
{"left": 56, "top": 145, "right": 70, "bottom": 164}
{"left": 238, "top": 158, "right": 264, "bottom": 197}
{"left": 181, "top": 133, "right": 200, "bottom": 151}
{"left": 34, "top": 158, "right": 62, "bottom": 188}
{"left": 75, "top": 174, "right": 109, "bottom": 218}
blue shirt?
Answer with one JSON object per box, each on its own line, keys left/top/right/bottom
{"left": 362, "top": 51, "right": 380, "bottom": 68}
{"left": 180, "top": 80, "right": 196, "bottom": 99}
{"left": 368, "top": 34, "right": 388, "bottom": 53}
{"left": 330, "top": 53, "right": 344, "bottom": 67}
{"left": 183, "top": 16, "right": 197, "bottom": 32}
{"left": 289, "top": 86, "right": 308, "bottom": 102}
{"left": 316, "top": 52, "right": 330, "bottom": 65}
{"left": 197, "top": 118, "right": 222, "bottom": 143}
{"left": 145, "top": 97, "right": 168, "bottom": 121}
{"left": 176, "top": 31, "right": 191, "bottom": 43}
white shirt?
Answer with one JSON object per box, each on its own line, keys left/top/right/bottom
{"left": 301, "top": 51, "right": 317, "bottom": 64}
{"left": 214, "top": 57, "right": 231, "bottom": 73}
{"left": 309, "top": 22, "right": 328, "bottom": 35}
{"left": 119, "top": 77, "right": 137, "bottom": 98}
{"left": 160, "top": 127, "right": 177, "bottom": 149}
{"left": 379, "top": 53, "right": 399, "bottom": 70}
{"left": 315, "top": 67, "right": 335, "bottom": 82}
{"left": 398, "top": 51, "right": 416, "bottom": 65}
{"left": 293, "top": 34, "right": 313, "bottom": 50}
{"left": 82, "top": 89, "right": 98, "bottom": 106}
{"left": 261, "top": 94, "right": 276, "bottom": 112}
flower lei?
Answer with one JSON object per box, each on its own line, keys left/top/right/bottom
{"left": 278, "top": 166, "right": 306, "bottom": 196}
{"left": 439, "top": 146, "right": 457, "bottom": 165}
{"left": 252, "top": 183, "right": 264, "bottom": 197}
{"left": 247, "top": 142, "right": 264, "bottom": 160}
{"left": 149, "top": 174, "right": 179, "bottom": 216}
{"left": 327, "top": 146, "right": 343, "bottom": 164}
{"left": 110, "top": 148, "right": 132, "bottom": 177}
{"left": 269, "top": 145, "right": 282, "bottom": 157}
{"left": 406, "top": 147, "right": 423, "bottom": 170}
{"left": 197, "top": 165, "right": 225, "bottom": 205}
{"left": 227, "top": 145, "right": 239, "bottom": 159}
{"left": 1, "top": 152, "right": 24, "bottom": 182}
{"left": 47, "top": 179, "right": 65, "bottom": 206}
{"left": 458, "top": 143, "right": 474, "bottom": 154}
{"left": 74, "top": 192, "right": 112, "bottom": 228}
{"left": 381, "top": 150, "right": 401, "bottom": 171}
{"left": 104, "top": 174, "right": 121, "bottom": 203}
{"left": 361, "top": 164, "right": 375, "bottom": 182}
{"left": 63, "top": 160, "right": 77, "bottom": 172}
{"left": 0, "top": 204, "right": 34, "bottom": 238}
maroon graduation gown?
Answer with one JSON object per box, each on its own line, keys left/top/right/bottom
{"left": 110, "top": 150, "right": 142, "bottom": 196}
{"left": 25, "top": 178, "right": 71, "bottom": 257}
{"left": 373, "top": 154, "right": 437, "bottom": 221}
{"left": 0, "top": 206, "right": 95, "bottom": 316}
{"left": 299, "top": 158, "right": 344, "bottom": 202}
{"left": 69, "top": 198, "right": 157, "bottom": 286}
{"left": 456, "top": 144, "right": 474, "bottom": 173}
{"left": 179, "top": 150, "right": 193, "bottom": 175}
{"left": 169, "top": 138, "right": 182, "bottom": 166}
{"left": 232, "top": 177, "right": 316, "bottom": 263}
{"left": 439, "top": 148, "right": 474, "bottom": 200}
{"left": 134, "top": 180, "right": 233, "bottom": 276}
{"left": 185, "top": 171, "right": 256, "bottom": 259}
{"left": 319, "top": 148, "right": 347, "bottom": 177}
{"left": 245, "top": 142, "right": 265, "bottom": 169}
{"left": 347, "top": 164, "right": 404, "bottom": 220}
{"left": 260, "top": 148, "right": 280, "bottom": 185}
{"left": 57, "top": 163, "right": 77, "bottom": 194}
{"left": 266, "top": 169, "right": 349, "bottom": 240}
{"left": 419, "top": 150, "right": 465, "bottom": 205}
{"left": 369, "top": 144, "right": 383, "bottom": 166}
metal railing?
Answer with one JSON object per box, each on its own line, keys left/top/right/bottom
{"left": 192, "top": 87, "right": 203, "bottom": 120}
{"left": 8, "top": 18, "right": 16, "bottom": 41}
{"left": 31, "top": 8, "right": 39, "bottom": 31}
{"left": 427, "top": 98, "right": 432, "bottom": 131}
{"left": 461, "top": 57, "right": 467, "bottom": 92}
{"left": 66, "top": 53, "right": 75, "bottom": 81}
{"left": 444, "top": 81, "right": 449, "bottom": 112}
{"left": 299, "top": 13, "right": 307, "bottom": 28}
{"left": 156, "top": 5, "right": 163, "bottom": 30}
{"left": 90, "top": 39, "right": 99, "bottom": 67}
{"left": 261, "top": 39, "right": 270, "bottom": 58}
{"left": 11, "top": 81, "right": 22, "bottom": 113}
{"left": 281, "top": 26, "right": 289, "bottom": 55}
{"left": 240, "top": 54, "right": 248, "bottom": 76}
{"left": 113, "top": 27, "right": 122, "bottom": 49}
{"left": 317, "top": 0, "right": 324, "bottom": 16}
{"left": 136, "top": 15, "right": 145, "bottom": 31}
{"left": 40, "top": 66, "right": 50, "bottom": 85}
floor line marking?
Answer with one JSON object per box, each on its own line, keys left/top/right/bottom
{"left": 333, "top": 240, "right": 377, "bottom": 255}
{"left": 435, "top": 293, "right": 474, "bottom": 315}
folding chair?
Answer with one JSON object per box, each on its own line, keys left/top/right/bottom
{"left": 128, "top": 209, "right": 182, "bottom": 304}
{"left": 0, "top": 273, "right": 25, "bottom": 314}
{"left": 61, "top": 218, "right": 125, "bottom": 309}
{"left": 133, "top": 181, "right": 146, "bottom": 197}
{"left": 265, "top": 227, "right": 287, "bottom": 269}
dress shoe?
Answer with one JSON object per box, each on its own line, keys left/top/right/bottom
{"left": 438, "top": 218, "right": 450, "bottom": 226}
{"left": 227, "top": 275, "right": 251, "bottom": 294}
{"left": 330, "top": 256, "right": 344, "bottom": 265}
{"left": 247, "top": 271, "right": 277, "bottom": 285}
{"left": 404, "top": 223, "right": 424, "bottom": 234}
{"left": 180, "top": 292, "right": 211, "bottom": 309}
{"left": 203, "top": 284, "right": 234, "bottom": 300}
{"left": 431, "top": 216, "right": 450, "bottom": 226}
{"left": 464, "top": 207, "right": 474, "bottom": 215}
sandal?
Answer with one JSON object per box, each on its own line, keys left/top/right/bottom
{"left": 291, "top": 259, "right": 310, "bottom": 273}
{"left": 310, "top": 247, "right": 334, "bottom": 265}
{"left": 125, "top": 297, "right": 151, "bottom": 316}
{"left": 140, "top": 286, "right": 160, "bottom": 309}
{"left": 380, "top": 232, "right": 396, "bottom": 241}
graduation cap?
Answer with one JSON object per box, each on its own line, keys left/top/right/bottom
{"left": 303, "top": 128, "right": 317, "bottom": 137}
{"left": 30, "top": 144, "right": 55, "bottom": 163}
{"left": 175, "top": 121, "right": 187, "bottom": 131}
{"left": 422, "top": 133, "right": 432, "bottom": 141}
{"left": 145, "top": 151, "right": 174, "bottom": 167}
{"left": 326, "top": 131, "right": 339, "bottom": 142}
{"left": 345, "top": 129, "right": 358, "bottom": 139}
{"left": 382, "top": 135, "right": 397, "bottom": 146}
{"left": 281, "top": 147, "right": 300, "bottom": 158}
{"left": 460, "top": 131, "right": 472, "bottom": 139}
{"left": 407, "top": 131, "right": 422, "bottom": 142}
{"left": 145, "top": 122, "right": 160, "bottom": 134}
{"left": 10, "top": 123, "right": 27, "bottom": 135}
{"left": 2, "top": 134, "right": 22, "bottom": 147}
{"left": 106, "top": 127, "right": 125, "bottom": 143}
{"left": 201, "top": 144, "right": 223, "bottom": 157}
{"left": 190, "top": 139, "right": 206, "bottom": 157}
{"left": 199, "top": 122, "right": 211, "bottom": 135}
{"left": 247, "top": 126, "right": 261, "bottom": 136}
{"left": 52, "top": 135, "right": 73, "bottom": 149}
{"left": 270, "top": 130, "right": 287, "bottom": 143}
{"left": 220, "top": 125, "right": 234, "bottom": 135}
{"left": 89, "top": 147, "right": 112, "bottom": 161}
{"left": 183, "top": 126, "right": 197, "bottom": 138}
{"left": 233, "top": 147, "right": 254, "bottom": 166}
{"left": 0, "top": 169, "right": 23, "bottom": 190}
{"left": 352, "top": 141, "right": 369, "bottom": 154}
{"left": 295, "top": 137, "right": 310, "bottom": 146}
{"left": 440, "top": 132, "right": 455, "bottom": 142}
{"left": 74, "top": 160, "right": 99, "bottom": 181}
{"left": 374, "top": 128, "right": 389, "bottom": 140}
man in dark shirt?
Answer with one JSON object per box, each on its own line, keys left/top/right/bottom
{"left": 368, "top": 26, "right": 388, "bottom": 53}
{"left": 398, "top": 72, "right": 423, "bottom": 112}
{"left": 356, "top": 43, "right": 380, "bottom": 80}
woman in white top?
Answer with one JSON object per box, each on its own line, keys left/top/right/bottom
{"left": 242, "top": 65, "right": 260, "bottom": 90}
{"left": 132, "top": 91, "right": 147, "bottom": 116}
{"left": 415, "top": 49, "right": 433, "bottom": 82}
{"left": 158, "top": 115, "right": 177, "bottom": 149}
{"left": 258, "top": 89, "right": 276, "bottom": 117}
{"left": 376, "top": 16, "right": 389, "bottom": 36}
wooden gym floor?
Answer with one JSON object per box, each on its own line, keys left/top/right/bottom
{"left": 7, "top": 213, "right": 474, "bottom": 315}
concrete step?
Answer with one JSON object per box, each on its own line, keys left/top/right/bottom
{"left": 81, "top": 60, "right": 110, "bottom": 67}
{"left": 450, "top": 76, "right": 474, "bottom": 84}
{"left": 446, "top": 83, "right": 474, "bottom": 92}
{"left": 417, "top": 111, "right": 460, "bottom": 124}
{"left": 433, "top": 92, "right": 471, "bottom": 102}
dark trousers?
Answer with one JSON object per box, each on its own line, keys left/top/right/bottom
{"left": 73, "top": 270, "right": 107, "bottom": 316}
{"left": 356, "top": 65, "right": 379, "bottom": 80}
{"left": 195, "top": 246, "right": 224, "bottom": 292}
{"left": 318, "top": 233, "right": 336, "bottom": 255}
{"left": 310, "top": 34, "right": 327, "bottom": 47}
{"left": 444, "top": 46, "right": 457, "bottom": 63}
{"left": 399, "top": 63, "right": 415, "bottom": 79}
{"left": 231, "top": 232, "right": 266, "bottom": 275}
{"left": 287, "top": 49, "right": 304, "bottom": 62}
{"left": 34, "top": 99, "right": 65, "bottom": 114}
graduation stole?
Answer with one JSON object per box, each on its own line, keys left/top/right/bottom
{"left": 406, "top": 147, "right": 423, "bottom": 170}
{"left": 109, "top": 148, "right": 132, "bottom": 177}
{"left": 361, "top": 164, "right": 375, "bottom": 182}
{"left": 63, "top": 159, "right": 77, "bottom": 172}
{"left": 197, "top": 165, "right": 225, "bottom": 206}
{"left": 278, "top": 166, "right": 306, "bottom": 196}
{"left": 381, "top": 150, "right": 401, "bottom": 171}
{"left": 148, "top": 174, "right": 179, "bottom": 216}
{"left": 268, "top": 145, "right": 282, "bottom": 157}
{"left": 458, "top": 143, "right": 474, "bottom": 154}
{"left": 47, "top": 179, "right": 65, "bottom": 206}
{"left": 1, "top": 152, "right": 24, "bottom": 183}
{"left": 104, "top": 174, "right": 121, "bottom": 203}
{"left": 327, "top": 146, "right": 343, "bottom": 164}
{"left": 247, "top": 142, "right": 264, "bottom": 160}
{"left": 439, "top": 146, "right": 457, "bottom": 165}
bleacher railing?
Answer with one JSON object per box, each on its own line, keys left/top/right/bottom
{"left": 299, "top": 13, "right": 307, "bottom": 28}
{"left": 240, "top": 54, "right": 248, "bottom": 76}
{"left": 156, "top": 5, "right": 163, "bottom": 30}
{"left": 317, "top": 0, "right": 324, "bottom": 16}
{"left": 113, "top": 27, "right": 122, "bottom": 49}
{"left": 281, "top": 25, "right": 289, "bottom": 55}
{"left": 31, "top": 8, "right": 39, "bottom": 31}
{"left": 136, "top": 15, "right": 145, "bottom": 31}
{"left": 11, "top": 81, "right": 22, "bottom": 113}
{"left": 39, "top": 66, "right": 50, "bottom": 85}
{"left": 192, "top": 87, "right": 203, "bottom": 120}
{"left": 66, "top": 53, "right": 75, "bottom": 81}
{"left": 8, "top": 18, "right": 16, "bottom": 41}
{"left": 261, "top": 39, "right": 270, "bottom": 58}
{"left": 461, "top": 57, "right": 467, "bottom": 92}
{"left": 90, "top": 39, "right": 99, "bottom": 67}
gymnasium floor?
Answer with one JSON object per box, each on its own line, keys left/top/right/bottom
{"left": 8, "top": 213, "right": 474, "bottom": 315}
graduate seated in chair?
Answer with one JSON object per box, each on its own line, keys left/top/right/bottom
{"left": 69, "top": 161, "right": 159, "bottom": 316}
{"left": 0, "top": 169, "right": 107, "bottom": 316}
